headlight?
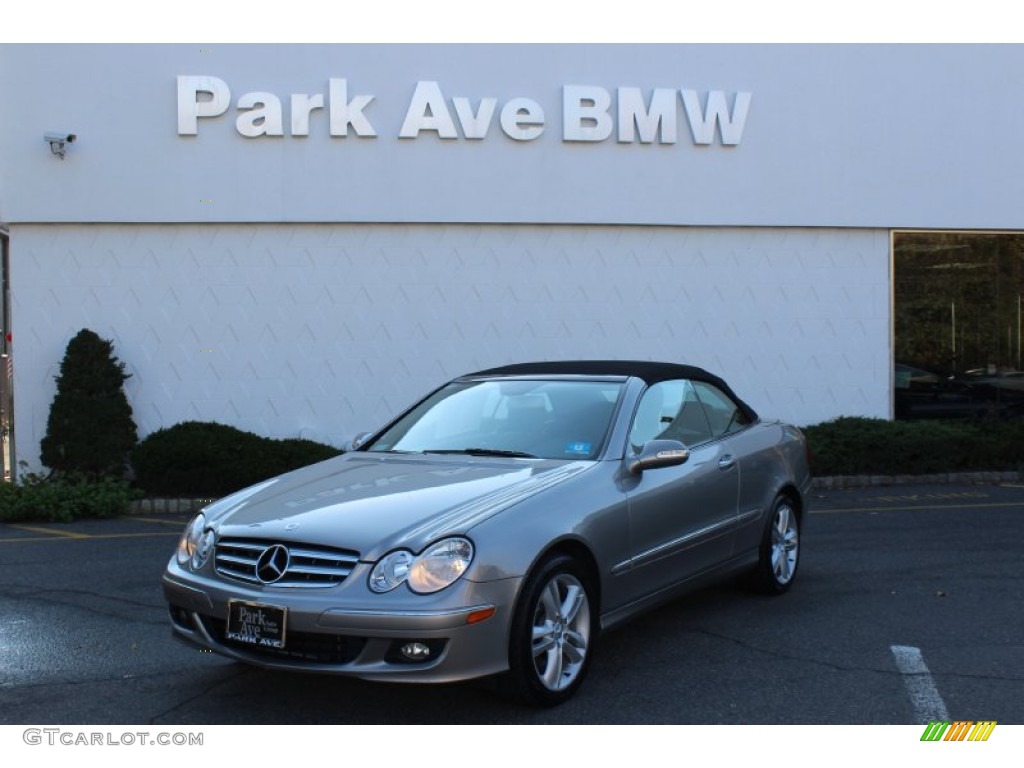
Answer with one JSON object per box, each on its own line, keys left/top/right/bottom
{"left": 369, "top": 537, "right": 474, "bottom": 594}
{"left": 193, "top": 527, "right": 216, "bottom": 570}
{"left": 368, "top": 550, "right": 413, "bottom": 593}
{"left": 176, "top": 513, "right": 213, "bottom": 570}
{"left": 408, "top": 538, "right": 474, "bottom": 593}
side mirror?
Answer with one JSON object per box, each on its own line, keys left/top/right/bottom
{"left": 342, "top": 431, "right": 374, "bottom": 452}
{"left": 626, "top": 439, "right": 689, "bottom": 475}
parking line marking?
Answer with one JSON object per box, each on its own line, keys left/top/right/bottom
{"left": 811, "top": 501, "right": 1024, "bottom": 514}
{"left": 891, "top": 645, "right": 950, "bottom": 723}
{"left": 0, "top": 531, "right": 179, "bottom": 543}
{"left": 75, "top": 532, "right": 180, "bottom": 540}
{"left": 125, "top": 516, "right": 187, "bottom": 525}
{"left": 8, "top": 524, "right": 89, "bottom": 539}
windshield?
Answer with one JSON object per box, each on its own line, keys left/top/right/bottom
{"left": 365, "top": 379, "right": 624, "bottom": 460}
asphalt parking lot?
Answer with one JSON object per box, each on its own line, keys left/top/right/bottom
{"left": 0, "top": 483, "right": 1022, "bottom": 725}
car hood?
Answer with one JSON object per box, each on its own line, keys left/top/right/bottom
{"left": 205, "top": 452, "right": 593, "bottom": 560}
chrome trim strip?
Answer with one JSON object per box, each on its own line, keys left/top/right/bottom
{"left": 612, "top": 515, "right": 739, "bottom": 574}
{"left": 215, "top": 557, "right": 252, "bottom": 569}
{"left": 162, "top": 573, "right": 209, "bottom": 597}
{"left": 737, "top": 507, "right": 762, "bottom": 525}
{"left": 322, "top": 604, "right": 495, "bottom": 620}
{"left": 162, "top": 574, "right": 215, "bottom": 610}
{"left": 287, "top": 564, "right": 355, "bottom": 576}
{"left": 216, "top": 565, "right": 255, "bottom": 581}
{"left": 288, "top": 547, "right": 359, "bottom": 563}
{"left": 318, "top": 603, "right": 497, "bottom": 631}
{"left": 217, "top": 541, "right": 265, "bottom": 552}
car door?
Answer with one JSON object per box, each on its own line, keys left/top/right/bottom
{"left": 690, "top": 379, "right": 765, "bottom": 554}
{"left": 620, "top": 379, "right": 740, "bottom": 598}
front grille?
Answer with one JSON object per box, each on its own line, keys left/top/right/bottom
{"left": 215, "top": 537, "right": 360, "bottom": 588}
{"left": 201, "top": 616, "right": 366, "bottom": 664}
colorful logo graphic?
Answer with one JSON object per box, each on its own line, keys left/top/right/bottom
{"left": 920, "top": 721, "right": 997, "bottom": 742}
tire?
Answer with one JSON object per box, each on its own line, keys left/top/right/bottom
{"left": 504, "top": 553, "right": 596, "bottom": 707}
{"left": 749, "top": 494, "right": 801, "bottom": 595}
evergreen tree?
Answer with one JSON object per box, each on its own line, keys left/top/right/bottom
{"left": 40, "top": 329, "right": 138, "bottom": 479}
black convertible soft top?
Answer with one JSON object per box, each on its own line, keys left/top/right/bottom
{"left": 467, "top": 360, "right": 759, "bottom": 421}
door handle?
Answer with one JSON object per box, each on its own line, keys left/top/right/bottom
{"left": 718, "top": 455, "right": 736, "bottom": 471}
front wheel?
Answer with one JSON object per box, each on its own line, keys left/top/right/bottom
{"left": 504, "top": 554, "right": 596, "bottom": 707}
{"left": 749, "top": 495, "right": 800, "bottom": 594}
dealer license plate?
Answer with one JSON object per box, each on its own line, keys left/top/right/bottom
{"left": 226, "top": 600, "right": 287, "bottom": 649}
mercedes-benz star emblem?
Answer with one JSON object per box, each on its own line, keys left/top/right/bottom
{"left": 255, "top": 544, "right": 290, "bottom": 584}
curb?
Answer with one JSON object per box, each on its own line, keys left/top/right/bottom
{"left": 130, "top": 498, "right": 216, "bottom": 514}
{"left": 811, "top": 471, "right": 1022, "bottom": 490}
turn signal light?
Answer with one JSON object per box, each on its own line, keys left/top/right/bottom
{"left": 465, "top": 607, "right": 496, "bottom": 625}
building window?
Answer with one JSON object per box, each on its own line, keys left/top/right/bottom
{"left": 893, "top": 231, "right": 1024, "bottom": 419}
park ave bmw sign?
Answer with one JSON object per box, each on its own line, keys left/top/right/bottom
{"left": 177, "top": 76, "right": 751, "bottom": 145}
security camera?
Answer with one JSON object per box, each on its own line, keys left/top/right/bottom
{"left": 44, "top": 132, "right": 77, "bottom": 159}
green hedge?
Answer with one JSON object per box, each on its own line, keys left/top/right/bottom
{"left": 803, "top": 416, "right": 1024, "bottom": 476}
{"left": 0, "top": 474, "right": 138, "bottom": 523}
{"left": 131, "top": 421, "right": 342, "bottom": 498}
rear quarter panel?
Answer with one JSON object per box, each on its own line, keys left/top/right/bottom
{"left": 734, "top": 420, "right": 811, "bottom": 555}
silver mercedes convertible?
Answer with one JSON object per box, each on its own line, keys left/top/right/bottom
{"left": 163, "top": 361, "right": 811, "bottom": 706}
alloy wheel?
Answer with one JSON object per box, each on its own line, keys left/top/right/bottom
{"left": 771, "top": 501, "right": 799, "bottom": 586}
{"left": 530, "top": 573, "right": 592, "bottom": 691}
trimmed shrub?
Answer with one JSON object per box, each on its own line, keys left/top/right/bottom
{"left": 40, "top": 329, "right": 138, "bottom": 479}
{"left": 803, "top": 416, "right": 1024, "bottom": 476}
{"left": 131, "top": 421, "right": 342, "bottom": 498}
{"left": 0, "top": 473, "right": 138, "bottom": 523}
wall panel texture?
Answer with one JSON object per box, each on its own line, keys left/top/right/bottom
{"left": 12, "top": 223, "right": 890, "bottom": 471}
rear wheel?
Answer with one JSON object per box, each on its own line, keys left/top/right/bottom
{"left": 504, "top": 553, "right": 596, "bottom": 707}
{"left": 749, "top": 495, "right": 800, "bottom": 594}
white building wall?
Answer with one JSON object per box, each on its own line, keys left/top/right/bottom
{"left": 12, "top": 223, "right": 889, "bottom": 471}
{"left": 4, "top": 45, "right": 1024, "bottom": 230}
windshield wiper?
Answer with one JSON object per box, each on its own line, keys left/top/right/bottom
{"left": 422, "top": 448, "right": 538, "bottom": 459}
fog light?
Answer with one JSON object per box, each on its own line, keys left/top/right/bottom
{"left": 400, "top": 642, "right": 433, "bottom": 661}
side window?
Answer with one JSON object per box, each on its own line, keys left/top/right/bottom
{"left": 629, "top": 380, "right": 714, "bottom": 451}
{"left": 692, "top": 381, "right": 751, "bottom": 437}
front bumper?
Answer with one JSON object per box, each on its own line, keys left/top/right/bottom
{"left": 163, "top": 560, "right": 522, "bottom": 683}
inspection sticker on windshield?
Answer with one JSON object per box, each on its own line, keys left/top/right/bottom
{"left": 226, "top": 600, "right": 287, "bottom": 649}
{"left": 564, "top": 441, "right": 592, "bottom": 456}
